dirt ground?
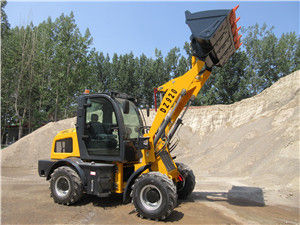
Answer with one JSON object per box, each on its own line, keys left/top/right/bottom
{"left": 1, "top": 167, "right": 299, "bottom": 225}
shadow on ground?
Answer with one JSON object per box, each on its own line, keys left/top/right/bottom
{"left": 71, "top": 185, "right": 264, "bottom": 223}
{"left": 72, "top": 194, "right": 124, "bottom": 207}
{"left": 182, "top": 186, "right": 265, "bottom": 207}
{"left": 73, "top": 194, "right": 184, "bottom": 222}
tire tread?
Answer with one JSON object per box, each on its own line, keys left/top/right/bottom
{"left": 50, "top": 166, "right": 83, "bottom": 205}
{"left": 131, "top": 172, "right": 177, "bottom": 220}
{"left": 176, "top": 162, "right": 195, "bottom": 199}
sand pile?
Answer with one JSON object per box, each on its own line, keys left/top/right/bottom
{"left": 1, "top": 118, "right": 76, "bottom": 168}
{"left": 146, "top": 70, "right": 299, "bottom": 194}
{"left": 2, "top": 71, "right": 299, "bottom": 200}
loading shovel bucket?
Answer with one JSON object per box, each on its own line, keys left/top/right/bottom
{"left": 185, "top": 5, "right": 242, "bottom": 67}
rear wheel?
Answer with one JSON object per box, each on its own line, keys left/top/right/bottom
{"left": 50, "top": 166, "right": 83, "bottom": 205}
{"left": 131, "top": 172, "right": 177, "bottom": 220}
{"left": 176, "top": 163, "right": 195, "bottom": 199}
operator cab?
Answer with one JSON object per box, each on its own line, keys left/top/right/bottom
{"left": 76, "top": 92, "right": 145, "bottom": 163}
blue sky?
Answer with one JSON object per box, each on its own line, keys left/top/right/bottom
{"left": 6, "top": 1, "right": 299, "bottom": 57}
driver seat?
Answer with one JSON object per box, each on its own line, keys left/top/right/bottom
{"left": 88, "top": 114, "right": 117, "bottom": 151}
{"left": 90, "top": 114, "right": 105, "bottom": 137}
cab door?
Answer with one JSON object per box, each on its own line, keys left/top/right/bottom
{"left": 76, "top": 95, "right": 124, "bottom": 162}
{"left": 84, "top": 97, "right": 120, "bottom": 156}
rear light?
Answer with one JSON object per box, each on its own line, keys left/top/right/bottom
{"left": 178, "top": 174, "right": 183, "bottom": 182}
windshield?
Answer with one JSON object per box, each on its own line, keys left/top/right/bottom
{"left": 116, "top": 98, "right": 143, "bottom": 139}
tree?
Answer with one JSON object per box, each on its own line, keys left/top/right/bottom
{"left": 138, "top": 54, "right": 155, "bottom": 106}
{"left": 33, "top": 17, "right": 56, "bottom": 126}
{"left": 90, "top": 51, "right": 110, "bottom": 92}
{"left": 1, "top": 10, "right": 94, "bottom": 142}
{"left": 243, "top": 24, "right": 300, "bottom": 95}
{"left": 196, "top": 51, "right": 249, "bottom": 105}
{"left": 2, "top": 5, "right": 299, "bottom": 143}
{"left": 2, "top": 24, "right": 38, "bottom": 139}
{"left": 117, "top": 52, "right": 139, "bottom": 97}
{"left": 1, "top": 0, "right": 11, "bottom": 142}
{"left": 176, "top": 56, "right": 189, "bottom": 77}
{"left": 48, "top": 12, "right": 92, "bottom": 121}
{"left": 165, "top": 47, "right": 180, "bottom": 78}
{"left": 276, "top": 32, "right": 300, "bottom": 76}
{"left": 183, "top": 41, "right": 192, "bottom": 69}
{"left": 1, "top": 0, "right": 10, "bottom": 38}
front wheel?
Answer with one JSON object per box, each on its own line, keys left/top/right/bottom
{"left": 131, "top": 172, "right": 177, "bottom": 220}
{"left": 176, "top": 163, "right": 195, "bottom": 199}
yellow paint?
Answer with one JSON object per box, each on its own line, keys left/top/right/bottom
{"left": 50, "top": 128, "right": 80, "bottom": 159}
{"left": 115, "top": 162, "right": 124, "bottom": 193}
{"left": 140, "top": 57, "right": 211, "bottom": 181}
{"left": 49, "top": 56, "right": 212, "bottom": 190}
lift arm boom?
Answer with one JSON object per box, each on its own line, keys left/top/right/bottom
{"left": 139, "top": 6, "right": 242, "bottom": 180}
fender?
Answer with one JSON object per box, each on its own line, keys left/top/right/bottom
{"left": 44, "top": 157, "right": 86, "bottom": 185}
{"left": 123, "top": 164, "right": 151, "bottom": 203}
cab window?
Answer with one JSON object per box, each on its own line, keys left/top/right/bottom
{"left": 116, "top": 98, "right": 143, "bottom": 139}
{"left": 84, "top": 98, "right": 119, "bottom": 156}
{"left": 54, "top": 138, "right": 73, "bottom": 153}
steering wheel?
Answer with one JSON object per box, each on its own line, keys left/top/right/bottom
{"left": 107, "top": 124, "right": 119, "bottom": 134}
{"left": 86, "top": 122, "right": 92, "bottom": 130}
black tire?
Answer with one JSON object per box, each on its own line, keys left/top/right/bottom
{"left": 176, "top": 163, "right": 195, "bottom": 199}
{"left": 50, "top": 166, "right": 83, "bottom": 205}
{"left": 131, "top": 172, "right": 177, "bottom": 220}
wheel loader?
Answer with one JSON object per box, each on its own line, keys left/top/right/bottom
{"left": 38, "top": 6, "right": 242, "bottom": 220}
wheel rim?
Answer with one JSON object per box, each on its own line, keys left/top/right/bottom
{"left": 140, "top": 184, "right": 162, "bottom": 211}
{"left": 55, "top": 176, "right": 70, "bottom": 197}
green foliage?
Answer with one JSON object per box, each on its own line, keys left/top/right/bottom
{"left": 243, "top": 24, "right": 300, "bottom": 95}
{"left": 1, "top": 0, "right": 10, "bottom": 38}
{"left": 1, "top": 10, "right": 93, "bottom": 140}
{"left": 196, "top": 24, "right": 299, "bottom": 105}
{"left": 196, "top": 51, "right": 250, "bottom": 105}
{"left": 1, "top": 4, "right": 299, "bottom": 142}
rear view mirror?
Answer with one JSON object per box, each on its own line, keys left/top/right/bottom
{"left": 146, "top": 105, "right": 150, "bottom": 117}
{"left": 123, "top": 100, "right": 130, "bottom": 114}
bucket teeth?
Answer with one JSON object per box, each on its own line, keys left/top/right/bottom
{"left": 230, "top": 7, "right": 242, "bottom": 50}
{"left": 234, "top": 34, "right": 242, "bottom": 42}
{"left": 233, "top": 4, "right": 239, "bottom": 12}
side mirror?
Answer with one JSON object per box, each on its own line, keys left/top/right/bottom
{"left": 123, "top": 100, "right": 130, "bottom": 114}
{"left": 146, "top": 104, "right": 150, "bottom": 117}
